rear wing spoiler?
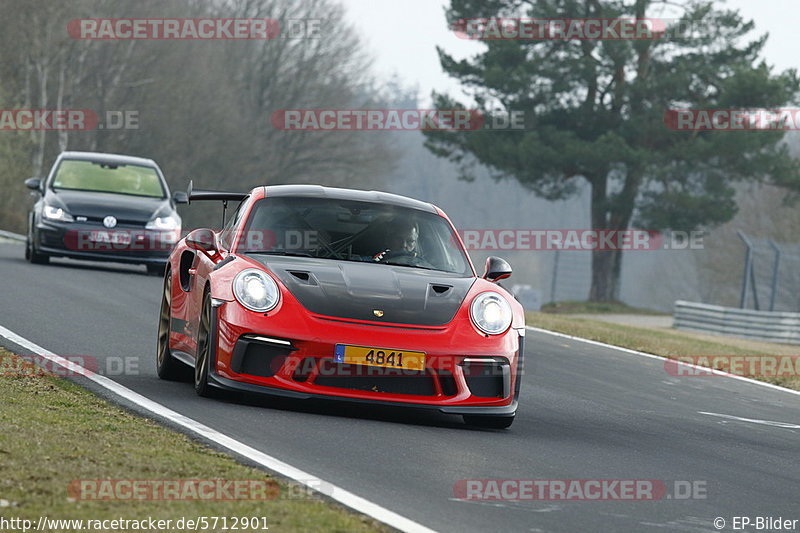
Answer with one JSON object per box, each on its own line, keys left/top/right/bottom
{"left": 186, "top": 180, "right": 248, "bottom": 204}
{"left": 185, "top": 180, "right": 249, "bottom": 225}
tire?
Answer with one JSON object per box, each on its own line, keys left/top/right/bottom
{"left": 26, "top": 223, "right": 49, "bottom": 265}
{"left": 463, "top": 414, "right": 515, "bottom": 429}
{"left": 194, "top": 289, "right": 217, "bottom": 397}
{"left": 146, "top": 263, "right": 165, "bottom": 276}
{"left": 156, "top": 270, "right": 184, "bottom": 380}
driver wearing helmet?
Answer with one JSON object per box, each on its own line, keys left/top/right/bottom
{"left": 373, "top": 220, "right": 419, "bottom": 262}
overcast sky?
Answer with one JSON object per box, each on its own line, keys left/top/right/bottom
{"left": 339, "top": 0, "right": 799, "bottom": 105}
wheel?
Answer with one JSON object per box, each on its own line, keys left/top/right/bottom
{"left": 26, "top": 223, "right": 49, "bottom": 264}
{"left": 156, "top": 270, "right": 184, "bottom": 380}
{"left": 463, "top": 414, "right": 515, "bottom": 429}
{"left": 146, "top": 263, "right": 165, "bottom": 276}
{"left": 194, "top": 289, "right": 217, "bottom": 397}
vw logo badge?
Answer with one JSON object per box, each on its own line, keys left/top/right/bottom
{"left": 103, "top": 216, "right": 117, "bottom": 228}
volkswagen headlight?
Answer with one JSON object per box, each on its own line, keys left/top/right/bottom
{"left": 43, "top": 205, "right": 74, "bottom": 222}
{"left": 146, "top": 215, "right": 180, "bottom": 230}
{"left": 233, "top": 269, "right": 280, "bottom": 312}
{"left": 470, "top": 292, "right": 512, "bottom": 335}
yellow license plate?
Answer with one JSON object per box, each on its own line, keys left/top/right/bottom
{"left": 334, "top": 344, "right": 426, "bottom": 371}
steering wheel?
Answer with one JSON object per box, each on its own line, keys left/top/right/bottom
{"left": 379, "top": 250, "right": 435, "bottom": 269}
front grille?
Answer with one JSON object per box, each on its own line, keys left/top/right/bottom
{"left": 291, "top": 357, "right": 317, "bottom": 382}
{"left": 74, "top": 216, "right": 146, "bottom": 227}
{"left": 313, "top": 360, "right": 438, "bottom": 396}
{"left": 437, "top": 369, "right": 458, "bottom": 396}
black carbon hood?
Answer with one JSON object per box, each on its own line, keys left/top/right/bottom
{"left": 249, "top": 255, "right": 475, "bottom": 326}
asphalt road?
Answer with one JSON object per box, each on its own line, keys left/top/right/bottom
{"left": 1, "top": 241, "right": 798, "bottom": 533}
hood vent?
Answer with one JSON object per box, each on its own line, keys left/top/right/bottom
{"left": 288, "top": 270, "right": 318, "bottom": 285}
{"left": 429, "top": 284, "right": 452, "bottom": 296}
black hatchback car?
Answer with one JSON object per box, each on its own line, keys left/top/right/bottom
{"left": 25, "top": 151, "right": 187, "bottom": 275}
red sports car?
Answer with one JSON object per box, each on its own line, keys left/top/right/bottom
{"left": 156, "top": 184, "right": 525, "bottom": 428}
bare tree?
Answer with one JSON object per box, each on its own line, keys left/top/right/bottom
{"left": 0, "top": 0, "right": 400, "bottom": 233}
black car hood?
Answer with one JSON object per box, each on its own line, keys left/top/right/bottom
{"left": 250, "top": 255, "right": 475, "bottom": 326}
{"left": 48, "top": 189, "right": 169, "bottom": 223}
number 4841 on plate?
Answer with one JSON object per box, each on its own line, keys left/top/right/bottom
{"left": 334, "top": 344, "right": 426, "bottom": 371}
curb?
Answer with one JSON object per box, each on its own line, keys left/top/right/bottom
{"left": 0, "top": 229, "right": 25, "bottom": 242}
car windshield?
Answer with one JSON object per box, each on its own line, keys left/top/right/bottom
{"left": 240, "top": 196, "right": 472, "bottom": 275}
{"left": 51, "top": 159, "right": 165, "bottom": 198}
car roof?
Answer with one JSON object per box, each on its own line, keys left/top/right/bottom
{"left": 57, "top": 151, "right": 159, "bottom": 168}
{"left": 261, "top": 184, "right": 437, "bottom": 214}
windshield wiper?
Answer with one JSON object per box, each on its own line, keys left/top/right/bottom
{"left": 382, "top": 261, "right": 439, "bottom": 271}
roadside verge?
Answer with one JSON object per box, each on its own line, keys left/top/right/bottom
{"left": 0, "top": 347, "right": 391, "bottom": 532}
{"left": 0, "top": 325, "right": 437, "bottom": 533}
{"left": 526, "top": 311, "right": 800, "bottom": 393}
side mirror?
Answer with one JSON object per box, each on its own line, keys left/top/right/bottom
{"left": 172, "top": 191, "right": 189, "bottom": 204}
{"left": 25, "top": 177, "right": 42, "bottom": 191}
{"left": 186, "top": 228, "right": 218, "bottom": 256}
{"left": 483, "top": 256, "right": 512, "bottom": 282}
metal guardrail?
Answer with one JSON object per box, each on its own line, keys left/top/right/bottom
{"left": 674, "top": 300, "right": 800, "bottom": 345}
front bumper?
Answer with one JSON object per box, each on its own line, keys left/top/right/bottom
{"left": 207, "top": 372, "right": 519, "bottom": 416}
{"left": 198, "top": 298, "right": 525, "bottom": 416}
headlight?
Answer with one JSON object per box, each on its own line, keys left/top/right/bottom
{"left": 43, "top": 205, "right": 74, "bottom": 222}
{"left": 233, "top": 269, "right": 280, "bottom": 313}
{"left": 146, "top": 215, "right": 180, "bottom": 230}
{"left": 470, "top": 292, "right": 512, "bottom": 335}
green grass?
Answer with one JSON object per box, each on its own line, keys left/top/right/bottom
{"left": 0, "top": 349, "right": 388, "bottom": 533}
{"left": 540, "top": 300, "right": 669, "bottom": 315}
{"left": 526, "top": 311, "right": 800, "bottom": 391}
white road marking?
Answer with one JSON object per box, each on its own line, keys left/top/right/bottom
{"left": 0, "top": 324, "right": 437, "bottom": 533}
{"left": 698, "top": 411, "right": 800, "bottom": 429}
{"left": 526, "top": 326, "right": 800, "bottom": 398}
{"left": 449, "top": 499, "right": 563, "bottom": 513}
